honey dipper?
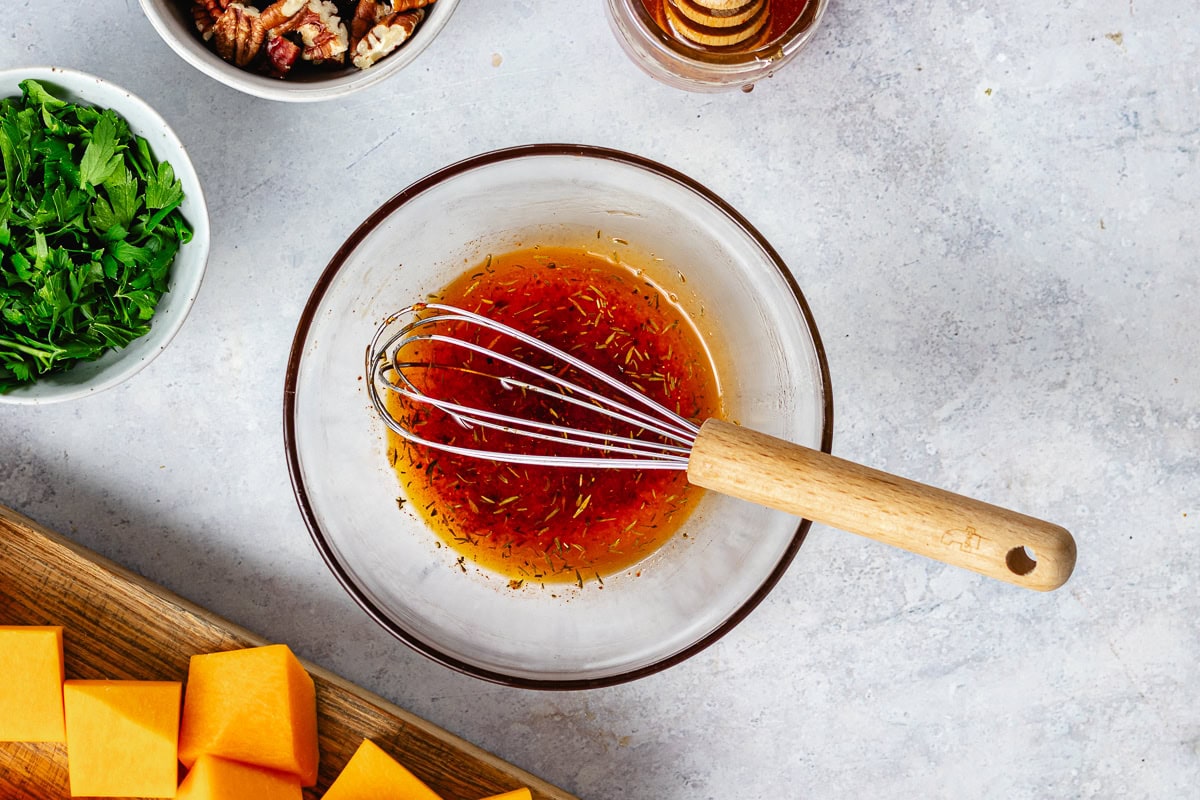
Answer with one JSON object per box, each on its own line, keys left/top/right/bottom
{"left": 661, "top": 0, "right": 772, "bottom": 49}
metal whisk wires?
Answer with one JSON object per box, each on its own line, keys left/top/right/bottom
{"left": 366, "top": 303, "right": 700, "bottom": 470}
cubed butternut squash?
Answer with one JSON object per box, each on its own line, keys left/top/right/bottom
{"left": 176, "top": 754, "right": 303, "bottom": 800}
{"left": 62, "top": 679, "right": 181, "bottom": 798}
{"left": 478, "top": 790, "right": 533, "bottom": 800}
{"left": 0, "top": 625, "right": 65, "bottom": 742}
{"left": 179, "top": 644, "right": 319, "bottom": 785}
{"left": 322, "top": 738, "right": 443, "bottom": 800}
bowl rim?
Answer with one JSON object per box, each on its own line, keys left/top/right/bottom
{"left": 136, "top": 0, "right": 462, "bottom": 103}
{"left": 283, "top": 143, "right": 835, "bottom": 689}
{"left": 0, "top": 65, "right": 210, "bottom": 405}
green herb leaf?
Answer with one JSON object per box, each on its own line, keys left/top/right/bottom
{"left": 20, "top": 79, "right": 67, "bottom": 110}
{"left": 79, "top": 111, "right": 120, "bottom": 188}
{"left": 0, "top": 79, "right": 192, "bottom": 392}
{"left": 145, "top": 161, "right": 183, "bottom": 211}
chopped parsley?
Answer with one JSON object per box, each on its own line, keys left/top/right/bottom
{"left": 0, "top": 79, "right": 192, "bottom": 392}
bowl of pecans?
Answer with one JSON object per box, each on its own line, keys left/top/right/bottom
{"left": 139, "top": 0, "right": 459, "bottom": 102}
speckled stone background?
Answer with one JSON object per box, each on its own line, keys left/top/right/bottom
{"left": 2, "top": 1, "right": 1197, "bottom": 797}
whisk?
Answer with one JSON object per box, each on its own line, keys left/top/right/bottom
{"left": 367, "top": 303, "right": 1076, "bottom": 592}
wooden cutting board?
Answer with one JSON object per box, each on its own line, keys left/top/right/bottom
{"left": 0, "top": 504, "right": 578, "bottom": 800}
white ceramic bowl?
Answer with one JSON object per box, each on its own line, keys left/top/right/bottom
{"left": 286, "top": 145, "right": 833, "bottom": 688}
{"left": 138, "top": 0, "right": 461, "bottom": 102}
{"left": 0, "top": 66, "right": 210, "bottom": 405}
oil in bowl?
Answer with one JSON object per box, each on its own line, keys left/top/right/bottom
{"left": 384, "top": 246, "right": 724, "bottom": 586}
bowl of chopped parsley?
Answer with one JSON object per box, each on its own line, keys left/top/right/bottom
{"left": 0, "top": 66, "right": 209, "bottom": 404}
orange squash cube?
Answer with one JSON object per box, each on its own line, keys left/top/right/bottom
{"left": 176, "top": 754, "right": 303, "bottom": 800}
{"left": 323, "top": 739, "right": 442, "bottom": 800}
{"left": 0, "top": 625, "right": 65, "bottom": 742}
{"left": 62, "top": 680, "right": 181, "bottom": 798}
{"left": 179, "top": 644, "right": 319, "bottom": 785}
{"left": 478, "top": 790, "right": 533, "bottom": 800}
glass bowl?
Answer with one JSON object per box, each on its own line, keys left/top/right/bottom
{"left": 138, "top": 0, "right": 460, "bottom": 102}
{"left": 284, "top": 144, "right": 832, "bottom": 688}
{"left": 605, "top": 0, "right": 829, "bottom": 92}
{"left": 0, "top": 66, "right": 209, "bottom": 405}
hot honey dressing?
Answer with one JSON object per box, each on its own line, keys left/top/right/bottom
{"left": 384, "top": 246, "right": 724, "bottom": 585}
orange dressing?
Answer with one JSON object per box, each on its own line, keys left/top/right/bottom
{"left": 385, "top": 247, "right": 723, "bottom": 585}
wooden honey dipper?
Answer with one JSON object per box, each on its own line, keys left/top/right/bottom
{"left": 661, "top": 0, "right": 772, "bottom": 49}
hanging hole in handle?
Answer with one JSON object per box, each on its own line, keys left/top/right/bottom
{"left": 1006, "top": 546, "right": 1038, "bottom": 576}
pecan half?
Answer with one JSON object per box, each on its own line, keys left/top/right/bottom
{"left": 349, "top": 0, "right": 382, "bottom": 51}
{"left": 259, "top": 0, "right": 307, "bottom": 33}
{"left": 211, "top": 4, "right": 266, "bottom": 67}
{"left": 350, "top": 0, "right": 435, "bottom": 52}
{"left": 192, "top": 0, "right": 234, "bottom": 39}
{"left": 262, "top": 0, "right": 348, "bottom": 64}
{"left": 351, "top": 9, "right": 423, "bottom": 70}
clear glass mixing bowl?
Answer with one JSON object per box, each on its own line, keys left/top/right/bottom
{"left": 285, "top": 144, "right": 832, "bottom": 688}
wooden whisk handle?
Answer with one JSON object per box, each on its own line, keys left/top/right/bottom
{"left": 686, "top": 419, "right": 1076, "bottom": 591}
